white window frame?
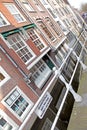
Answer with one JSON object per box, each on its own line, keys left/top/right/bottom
{"left": 0, "top": 66, "right": 11, "bottom": 87}
{"left": 4, "top": 3, "right": 26, "bottom": 23}
{"left": 37, "top": 19, "right": 56, "bottom": 41}
{"left": 0, "top": 12, "right": 10, "bottom": 27}
{"left": 23, "top": 2, "right": 35, "bottom": 12}
{"left": 45, "top": 17, "right": 62, "bottom": 37}
{"left": 0, "top": 109, "right": 19, "bottom": 130}
{"left": 2, "top": 86, "right": 34, "bottom": 122}
{"left": 27, "top": 29, "right": 47, "bottom": 52}
{"left": 36, "top": 4, "right": 44, "bottom": 11}
{"left": 7, "top": 33, "right": 36, "bottom": 65}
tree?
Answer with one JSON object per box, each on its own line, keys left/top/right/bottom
{"left": 81, "top": 3, "right": 87, "bottom": 12}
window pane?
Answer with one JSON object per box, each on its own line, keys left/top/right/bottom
{"left": 0, "top": 117, "right": 13, "bottom": 130}
{"left": 14, "top": 14, "right": 24, "bottom": 22}
{"left": 23, "top": 3, "right": 34, "bottom": 11}
{"left": 5, "top": 4, "right": 26, "bottom": 23}
{"left": 7, "top": 34, "right": 35, "bottom": 63}
{"left": 27, "top": 29, "right": 46, "bottom": 51}
{"left": 5, "top": 89, "right": 30, "bottom": 117}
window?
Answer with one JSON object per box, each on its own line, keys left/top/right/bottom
{"left": 56, "top": 49, "right": 64, "bottom": 62}
{"left": 22, "top": 1, "right": 35, "bottom": 12}
{"left": 36, "top": 4, "right": 44, "bottom": 11}
{"left": 7, "top": 34, "right": 36, "bottom": 64}
{"left": 0, "top": 117, "right": 13, "bottom": 130}
{"left": 30, "top": 59, "right": 51, "bottom": 89}
{"left": 2, "top": 87, "right": 33, "bottom": 121}
{"left": 0, "top": 109, "right": 18, "bottom": 130}
{"left": 0, "top": 66, "right": 10, "bottom": 87}
{"left": 55, "top": 45, "right": 67, "bottom": 66}
{"left": 63, "top": 19, "right": 71, "bottom": 28}
{"left": 41, "top": 0, "right": 48, "bottom": 5}
{"left": 47, "top": 8, "right": 57, "bottom": 18}
{"left": 45, "top": 17, "right": 61, "bottom": 37}
{"left": 64, "top": 7, "right": 70, "bottom": 14}
{"left": 4, "top": 3, "right": 26, "bottom": 23}
{"left": 37, "top": 19, "right": 55, "bottom": 41}
{"left": 59, "top": 8, "right": 64, "bottom": 16}
{"left": 33, "top": 0, "right": 44, "bottom": 11}
{"left": 82, "top": 31, "right": 87, "bottom": 40}
{"left": 27, "top": 29, "right": 46, "bottom": 51}
{"left": 0, "top": 12, "right": 10, "bottom": 27}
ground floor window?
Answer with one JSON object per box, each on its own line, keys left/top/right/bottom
{"left": 0, "top": 109, "right": 19, "bottom": 130}
{"left": 2, "top": 86, "right": 33, "bottom": 121}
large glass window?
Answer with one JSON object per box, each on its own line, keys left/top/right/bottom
{"left": 30, "top": 59, "right": 51, "bottom": 89}
{"left": 4, "top": 3, "right": 26, "bottom": 23}
{"left": 0, "top": 12, "right": 10, "bottom": 27}
{"left": 7, "top": 34, "right": 36, "bottom": 64}
{"left": 27, "top": 29, "right": 46, "bottom": 51}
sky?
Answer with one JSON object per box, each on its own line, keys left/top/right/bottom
{"left": 68, "top": 0, "right": 87, "bottom": 9}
